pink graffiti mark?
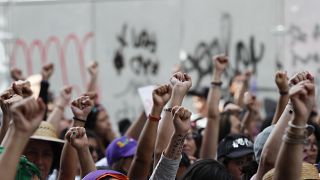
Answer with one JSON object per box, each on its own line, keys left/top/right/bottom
{"left": 10, "top": 32, "right": 94, "bottom": 90}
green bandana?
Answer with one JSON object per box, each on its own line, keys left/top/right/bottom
{"left": 0, "top": 147, "right": 41, "bottom": 180}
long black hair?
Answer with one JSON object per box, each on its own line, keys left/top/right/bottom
{"left": 179, "top": 159, "right": 232, "bottom": 180}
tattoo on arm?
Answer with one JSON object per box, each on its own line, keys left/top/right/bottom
{"left": 165, "top": 134, "right": 186, "bottom": 160}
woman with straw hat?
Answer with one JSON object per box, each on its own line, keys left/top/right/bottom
{"left": 23, "top": 121, "right": 65, "bottom": 179}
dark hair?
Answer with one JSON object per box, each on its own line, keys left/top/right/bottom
{"left": 219, "top": 112, "right": 232, "bottom": 142}
{"left": 241, "top": 160, "right": 258, "bottom": 180}
{"left": 118, "top": 118, "right": 131, "bottom": 136}
{"left": 191, "top": 131, "right": 202, "bottom": 158}
{"left": 85, "top": 104, "right": 102, "bottom": 130}
{"left": 307, "top": 120, "right": 320, "bottom": 162}
{"left": 180, "top": 152, "right": 191, "bottom": 168}
{"left": 50, "top": 142, "right": 62, "bottom": 174}
{"left": 179, "top": 159, "right": 232, "bottom": 180}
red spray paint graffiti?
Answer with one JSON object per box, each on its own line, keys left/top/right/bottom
{"left": 10, "top": 32, "right": 94, "bottom": 92}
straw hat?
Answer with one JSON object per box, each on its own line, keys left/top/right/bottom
{"left": 30, "top": 121, "right": 65, "bottom": 144}
{"left": 263, "top": 162, "right": 320, "bottom": 180}
{"left": 29, "top": 121, "right": 65, "bottom": 170}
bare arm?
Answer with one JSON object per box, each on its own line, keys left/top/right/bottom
{"left": 154, "top": 72, "right": 192, "bottom": 166}
{"left": 124, "top": 111, "right": 147, "bottom": 141}
{"left": 200, "top": 55, "right": 228, "bottom": 159}
{"left": 128, "top": 84, "right": 171, "bottom": 179}
{"left": 87, "top": 61, "right": 98, "bottom": 93}
{"left": 0, "top": 102, "right": 11, "bottom": 143}
{"left": 47, "top": 86, "right": 72, "bottom": 132}
{"left": 150, "top": 106, "right": 192, "bottom": 180}
{"left": 234, "top": 70, "right": 251, "bottom": 107}
{"left": 255, "top": 71, "right": 312, "bottom": 180}
{"left": 272, "top": 71, "right": 289, "bottom": 124}
{"left": 0, "top": 97, "right": 45, "bottom": 180}
{"left": 58, "top": 95, "right": 94, "bottom": 180}
{"left": 274, "top": 80, "right": 314, "bottom": 180}
{"left": 65, "top": 127, "right": 96, "bottom": 178}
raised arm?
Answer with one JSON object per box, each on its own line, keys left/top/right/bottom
{"left": 150, "top": 106, "right": 191, "bottom": 180}
{"left": 58, "top": 95, "right": 94, "bottom": 180}
{"left": 129, "top": 84, "right": 172, "bottom": 179}
{"left": 200, "top": 55, "right": 228, "bottom": 159}
{"left": 273, "top": 79, "right": 314, "bottom": 180}
{"left": 241, "top": 91, "right": 260, "bottom": 139}
{"left": 47, "top": 86, "right": 72, "bottom": 132}
{"left": 124, "top": 111, "right": 147, "bottom": 141}
{"left": 272, "top": 71, "right": 289, "bottom": 124}
{"left": 87, "top": 61, "right": 98, "bottom": 93}
{"left": 10, "top": 67, "right": 25, "bottom": 81}
{"left": 0, "top": 97, "right": 45, "bottom": 180}
{"left": 39, "top": 63, "right": 54, "bottom": 105}
{"left": 0, "top": 88, "right": 23, "bottom": 143}
{"left": 154, "top": 72, "right": 192, "bottom": 166}
{"left": 234, "top": 70, "right": 251, "bottom": 107}
{"left": 66, "top": 127, "right": 96, "bottom": 178}
{"left": 255, "top": 71, "right": 312, "bottom": 180}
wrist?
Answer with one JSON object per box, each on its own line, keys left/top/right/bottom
{"left": 213, "top": 72, "right": 222, "bottom": 81}
{"left": 291, "top": 117, "right": 307, "bottom": 127}
{"left": 150, "top": 106, "right": 162, "bottom": 117}
{"left": 169, "top": 93, "right": 184, "bottom": 106}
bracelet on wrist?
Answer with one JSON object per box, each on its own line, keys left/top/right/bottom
{"left": 73, "top": 116, "right": 86, "bottom": 123}
{"left": 164, "top": 107, "right": 172, "bottom": 112}
{"left": 211, "top": 81, "right": 223, "bottom": 87}
{"left": 288, "top": 121, "right": 308, "bottom": 129}
{"left": 279, "top": 91, "right": 288, "bottom": 95}
{"left": 148, "top": 114, "right": 161, "bottom": 121}
{"left": 282, "top": 133, "right": 308, "bottom": 144}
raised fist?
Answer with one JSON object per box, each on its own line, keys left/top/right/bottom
{"left": 10, "top": 97, "right": 45, "bottom": 136}
{"left": 10, "top": 67, "right": 24, "bottom": 81}
{"left": 71, "top": 96, "right": 94, "bottom": 121}
{"left": 41, "top": 63, "right": 54, "bottom": 81}
{"left": 275, "top": 71, "right": 289, "bottom": 92}
{"left": 171, "top": 106, "right": 192, "bottom": 135}
{"left": 170, "top": 72, "right": 192, "bottom": 96}
{"left": 213, "top": 54, "right": 229, "bottom": 73}
{"left": 152, "top": 84, "right": 172, "bottom": 108}
{"left": 88, "top": 61, "right": 99, "bottom": 77}
{"left": 288, "top": 71, "right": 313, "bottom": 87}
{"left": 289, "top": 80, "right": 315, "bottom": 123}
{"left": 12, "top": 80, "right": 33, "bottom": 98}
{"left": 65, "top": 127, "right": 88, "bottom": 150}
{"left": 56, "top": 86, "right": 73, "bottom": 108}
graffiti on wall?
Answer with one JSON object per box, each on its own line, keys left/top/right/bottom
{"left": 10, "top": 32, "right": 94, "bottom": 94}
{"left": 183, "top": 13, "right": 265, "bottom": 88}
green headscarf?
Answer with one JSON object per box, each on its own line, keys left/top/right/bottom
{"left": 0, "top": 147, "right": 41, "bottom": 180}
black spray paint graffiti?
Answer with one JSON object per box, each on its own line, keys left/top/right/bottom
{"left": 113, "top": 23, "right": 159, "bottom": 76}
{"left": 288, "top": 24, "right": 320, "bottom": 66}
{"left": 183, "top": 13, "right": 265, "bottom": 88}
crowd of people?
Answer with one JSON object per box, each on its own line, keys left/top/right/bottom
{"left": 0, "top": 54, "right": 319, "bottom": 180}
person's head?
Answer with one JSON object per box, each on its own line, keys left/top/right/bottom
{"left": 305, "top": 121, "right": 320, "bottom": 164}
{"left": 180, "top": 159, "right": 232, "bottom": 180}
{"left": 188, "top": 86, "right": 209, "bottom": 116}
{"left": 183, "top": 130, "right": 202, "bottom": 158}
{"left": 86, "top": 130, "right": 102, "bottom": 162}
{"left": 254, "top": 125, "right": 274, "bottom": 163}
{"left": 24, "top": 121, "right": 64, "bottom": 180}
{"left": 106, "top": 136, "right": 137, "bottom": 175}
{"left": 219, "top": 111, "right": 241, "bottom": 142}
{"left": 83, "top": 170, "right": 128, "bottom": 180}
{"left": 218, "top": 134, "right": 254, "bottom": 180}
{"left": 118, "top": 118, "right": 131, "bottom": 136}
{"left": 86, "top": 104, "right": 114, "bottom": 145}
